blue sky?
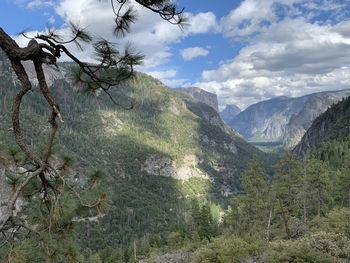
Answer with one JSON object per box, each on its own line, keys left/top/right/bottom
{"left": 2, "top": 0, "right": 350, "bottom": 109}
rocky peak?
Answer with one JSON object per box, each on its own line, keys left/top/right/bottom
{"left": 220, "top": 104, "right": 241, "bottom": 123}
{"left": 179, "top": 86, "right": 219, "bottom": 112}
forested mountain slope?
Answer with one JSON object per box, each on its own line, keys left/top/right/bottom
{"left": 0, "top": 53, "right": 267, "bottom": 252}
{"left": 294, "top": 95, "right": 350, "bottom": 158}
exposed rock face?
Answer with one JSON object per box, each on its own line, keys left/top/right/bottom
{"left": 283, "top": 95, "right": 337, "bottom": 148}
{"left": 179, "top": 86, "right": 219, "bottom": 112}
{"left": 168, "top": 97, "right": 186, "bottom": 116}
{"left": 22, "top": 61, "right": 66, "bottom": 87}
{"left": 229, "top": 90, "right": 350, "bottom": 148}
{"left": 229, "top": 96, "right": 291, "bottom": 141}
{"left": 183, "top": 98, "right": 231, "bottom": 132}
{"left": 141, "top": 155, "right": 208, "bottom": 181}
{"left": 293, "top": 117, "right": 332, "bottom": 158}
{"left": 220, "top": 104, "right": 241, "bottom": 123}
{"left": 294, "top": 96, "right": 350, "bottom": 158}
{"left": 99, "top": 110, "right": 124, "bottom": 134}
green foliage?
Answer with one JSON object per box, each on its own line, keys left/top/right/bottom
{"left": 191, "top": 235, "right": 264, "bottom": 263}
{"left": 0, "top": 69, "right": 265, "bottom": 256}
{"left": 227, "top": 156, "right": 270, "bottom": 237}
{"left": 317, "top": 208, "right": 350, "bottom": 238}
{"left": 2, "top": 54, "right": 350, "bottom": 262}
{"left": 266, "top": 232, "right": 350, "bottom": 263}
{"left": 191, "top": 201, "right": 218, "bottom": 242}
{"left": 87, "top": 254, "right": 102, "bottom": 263}
{"left": 0, "top": 152, "right": 110, "bottom": 263}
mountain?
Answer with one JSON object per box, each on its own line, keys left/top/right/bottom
{"left": 0, "top": 50, "right": 268, "bottom": 249}
{"left": 228, "top": 90, "right": 350, "bottom": 149}
{"left": 294, "top": 96, "right": 350, "bottom": 158}
{"left": 179, "top": 86, "right": 219, "bottom": 112}
{"left": 220, "top": 104, "right": 241, "bottom": 123}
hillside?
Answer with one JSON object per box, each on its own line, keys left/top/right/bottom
{"left": 294, "top": 96, "right": 350, "bottom": 158}
{"left": 228, "top": 90, "right": 350, "bottom": 149}
{"left": 0, "top": 54, "right": 267, "bottom": 250}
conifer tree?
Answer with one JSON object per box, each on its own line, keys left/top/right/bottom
{"left": 273, "top": 152, "right": 304, "bottom": 238}
{"left": 305, "top": 158, "right": 332, "bottom": 225}
{"left": 0, "top": 1, "right": 185, "bottom": 261}
{"left": 228, "top": 155, "right": 269, "bottom": 237}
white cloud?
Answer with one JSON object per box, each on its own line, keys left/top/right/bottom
{"left": 26, "top": 0, "right": 54, "bottom": 9}
{"left": 48, "top": 16, "right": 55, "bottom": 24}
{"left": 147, "top": 70, "right": 177, "bottom": 79}
{"left": 162, "top": 78, "right": 188, "bottom": 87}
{"left": 219, "top": 0, "right": 348, "bottom": 39}
{"left": 220, "top": 0, "right": 280, "bottom": 39}
{"left": 332, "top": 20, "right": 350, "bottom": 38}
{"left": 196, "top": 18, "right": 350, "bottom": 109}
{"left": 188, "top": 12, "right": 218, "bottom": 34}
{"left": 52, "top": 1, "right": 217, "bottom": 69}
{"left": 146, "top": 70, "right": 187, "bottom": 87}
{"left": 180, "top": 47, "right": 209, "bottom": 61}
{"left": 14, "top": 1, "right": 217, "bottom": 70}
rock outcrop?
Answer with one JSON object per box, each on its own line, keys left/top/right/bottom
{"left": 179, "top": 86, "right": 219, "bottom": 112}
{"left": 141, "top": 155, "right": 208, "bottom": 181}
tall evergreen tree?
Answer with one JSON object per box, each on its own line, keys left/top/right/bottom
{"left": 273, "top": 152, "right": 304, "bottom": 238}
{"left": 228, "top": 155, "right": 270, "bottom": 237}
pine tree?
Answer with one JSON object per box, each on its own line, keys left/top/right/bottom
{"left": 228, "top": 155, "right": 270, "bottom": 237}
{"left": 305, "top": 158, "right": 333, "bottom": 225}
{"left": 273, "top": 152, "right": 304, "bottom": 238}
{"left": 0, "top": 1, "right": 185, "bottom": 261}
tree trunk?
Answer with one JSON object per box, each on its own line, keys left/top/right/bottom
{"left": 278, "top": 199, "right": 291, "bottom": 239}
{"left": 317, "top": 190, "right": 321, "bottom": 226}
{"left": 266, "top": 206, "right": 273, "bottom": 241}
{"left": 303, "top": 194, "right": 308, "bottom": 227}
{"left": 134, "top": 239, "right": 137, "bottom": 261}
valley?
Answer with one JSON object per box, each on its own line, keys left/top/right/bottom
{"left": 1, "top": 1, "right": 350, "bottom": 262}
{"left": 222, "top": 90, "right": 350, "bottom": 151}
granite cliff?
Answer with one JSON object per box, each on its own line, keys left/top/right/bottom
{"left": 294, "top": 96, "right": 350, "bottom": 158}
{"left": 228, "top": 90, "right": 350, "bottom": 149}
{"left": 220, "top": 104, "right": 241, "bottom": 124}
{"left": 179, "top": 86, "right": 219, "bottom": 112}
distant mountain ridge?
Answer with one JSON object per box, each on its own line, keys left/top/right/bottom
{"left": 228, "top": 90, "right": 350, "bottom": 148}
{"left": 179, "top": 86, "right": 219, "bottom": 112}
{"left": 220, "top": 104, "right": 241, "bottom": 124}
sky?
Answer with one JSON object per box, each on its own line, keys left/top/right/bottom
{"left": 1, "top": 0, "right": 350, "bottom": 110}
